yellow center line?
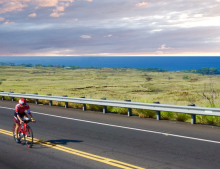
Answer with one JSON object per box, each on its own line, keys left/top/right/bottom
{"left": 0, "top": 128, "right": 145, "bottom": 169}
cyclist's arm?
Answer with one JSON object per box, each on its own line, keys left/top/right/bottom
{"left": 28, "top": 112, "right": 33, "bottom": 119}
{"left": 27, "top": 109, "right": 35, "bottom": 122}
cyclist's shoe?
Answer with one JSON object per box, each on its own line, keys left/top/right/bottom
{"left": 16, "top": 138, "right": 21, "bottom": 143}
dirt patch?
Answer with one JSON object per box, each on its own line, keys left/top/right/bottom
{"left": 71, "top": 85, "right": 140, "bottom": 91}
{"left": 131, "top": 90, "right": 152, "bottom": 92}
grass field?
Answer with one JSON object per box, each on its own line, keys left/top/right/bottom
{"left": 1, "top": 66, "right": 220, "bottom": 125}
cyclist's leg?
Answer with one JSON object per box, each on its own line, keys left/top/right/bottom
{"left": 14, "top": 116, "right": 20, "bottom": 139}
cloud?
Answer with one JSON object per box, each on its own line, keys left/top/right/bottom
{"left": 33, "top": 0, "right": 73, "bottom": 7}
{"left": 104, "top": 34, "right": 112, "bottom": 37}
{"left": 1, "top": 0, "right": 220, "bottom": 56}
{"left": 80, "top": 35, "right": 91, "bottom": 38}
{"left": 0, "top": 17, "right": 5, "bottom": 21}
{"left": 0, "top": 1, "right": 28, "bottom": 14}
{"left": 155, "top": 51, "right": 163, "bottom": 55}
{"left": 158, "top": 44, "right": 173, "bottom": 49}
{"left": 87, "top": 0, "right": 92, "bottom": 1}
{"left": 28, "top": 13, "right": 36, "bottom": 17}
{"left": 49, "top": 1, "right": 72, "bottom": 17}
{"left": 61, "top": 0, "right": 73, "bottom": 2}
{"left": 60, "top": 2, "right": 70, "bottom": 7}
{"left": 135, "top": 2, "right": 148, "bottom": 7}
{"left": 34, "top": 0, "right": 58, "bottom": 7}
{"left": 3, "top": 20, "right": 15, "bottom": 24}
{"left": 0, "top": 0, "right": 73, "bottom": 18}
{"left": 56, "top": 6, "right": 65, "bottom": 11}
{"left": 50, "top": 12, "right": 64, "bottom": 17}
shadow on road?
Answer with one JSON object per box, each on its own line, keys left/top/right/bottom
{"left": 46, "top": 139, "right": 83, "bottom": 145}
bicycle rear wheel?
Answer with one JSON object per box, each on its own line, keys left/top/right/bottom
{"left": 13, "top": 124, "right": 24, "bottom": 143}
{"left": 24, "top": 125, "right": 33, "bottom": 148}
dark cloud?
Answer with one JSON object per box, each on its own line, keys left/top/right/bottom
{"left": 0, "top": 0, "right": 220, "bottom": 55}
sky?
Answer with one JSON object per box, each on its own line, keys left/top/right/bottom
{"left": 0, "top": 0, "right": 220, "bottom": 56}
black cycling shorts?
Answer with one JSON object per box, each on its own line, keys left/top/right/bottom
{"left": 14, "top": 112, "right": 26, "bottom": 124}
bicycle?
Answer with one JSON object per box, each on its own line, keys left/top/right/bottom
{"left": 13, "top": 117, "right": 34, "bottom": 148}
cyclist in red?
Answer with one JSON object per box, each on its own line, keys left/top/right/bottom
{"left": 14, "top": 98, "right": 35, "bottom": 143}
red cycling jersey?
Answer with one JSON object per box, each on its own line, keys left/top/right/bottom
{"left": 15, "top": 104, "right": 30, "bottom": 116}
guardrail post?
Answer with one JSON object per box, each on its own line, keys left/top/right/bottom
{"left": 0, "top": 91, "right": 4, "bottom": 100}
{"left": 101, "top": 98, "right": 107, "bottom": 114}
{"left": 125, "top": 100, "right": 132, "bottom": 116}
{"left": 83, "top": 104, "right": 86, "bottom": 111}
{"left": 10, "top": 92, "right": 15, "bottom": 101}
{"left": 188, "top": 104, "right": 196, "bottom": 124}
{"left": 191, "top": 114, "right": 196, "bottom": 124}
{"left": 65, "top": 102, "right": 68, "bottom": 108}
{"left": 49, "top": 100, "right": 52, "bottom": 106}
{"left": 154, "top": 102, "right": 161, "bottom": 120}
{"left": 34, "top": 93, "right": 38, "bottom": 104}
{"left": 47, "top": 94, "right": 52, "bottom": 106}
{"left": 63, "top": 95, "right": 68, "bottom": 108}
{"left": 81, "top": 97, "right": 86, "bottom": 111}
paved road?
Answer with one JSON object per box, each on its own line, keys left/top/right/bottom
{"left": 1, "top": 100, "right": 220, "bottom": 169}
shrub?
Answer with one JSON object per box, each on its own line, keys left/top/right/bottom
{"left": 136, "top": 109, "right": 156, "bottom": 118}
{"left": 3, "top": 96, "right": 11, "bottom": 100}
{"left": 107, "top": 106, "right": 114, "bottom": 112}
{"left": 146, "top": 77, "right": 152, "bottom": 81}
{"left": 197, "top": 115, "right": 220, "bottom": 126}
{"left": 72, "top": 103, "right": 83, "bottom": 109}
{"left": 88, "top": 104, "right": 103, "bottom": 111}
{"left": 111, "top": 107, "right": 128, "bottom": 114}
{"left": 189, "top": 78, "right": 198, "bottom": 82}
{"left": 52, "top": 101, "right": 64, "bottom": 106}
{"left": 38, "top": 99, "right": 50, "bottom": 105}
{"left": 26, "top": 98, "right": 36, "bottom": 103}
{"left": 183, "top": 76, "right": 189, "bottom": 80}
{"left": 118, "top": 107, "right": 128, "bottom": 114}
{"left": 161, "top": 111, "right": 175, "bottom": 120}
{"left": 175, "top": 113, "right": 190, "bottom": 122}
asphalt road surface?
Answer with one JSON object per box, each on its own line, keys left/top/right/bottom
{"left": 1, "top": 100, "right": 220, "bottom": 169}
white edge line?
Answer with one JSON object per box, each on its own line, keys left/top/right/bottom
{"left": 1, "top": 106, "right": 220, "bottom": 144}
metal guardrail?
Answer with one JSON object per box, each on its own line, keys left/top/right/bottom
{"left": 1, "top": 91, "right": 220, "bottom": 124}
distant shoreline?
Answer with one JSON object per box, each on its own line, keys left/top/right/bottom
{"left": 0, "top": 56, "right": 220, "bottom": 71}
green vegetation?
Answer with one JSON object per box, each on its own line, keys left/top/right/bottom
{"left": 0, "top": 65, "right": 220, "bottom": 125}
{"left": 183, "top": 76, "right": 189, "bottom": 80}
{"left": 136, "top": 68, "right": 168, "bottom": 72}
{"left": 181, "top": 67, "right": 220, "bottom": 75}
{"left": 0, "top": 62, "right": 171, "bottom": 72}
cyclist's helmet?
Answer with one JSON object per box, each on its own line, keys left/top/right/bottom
{"left": 19, "top": 98, "right": 27, "bottom": 105}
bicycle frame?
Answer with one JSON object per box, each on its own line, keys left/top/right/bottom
{"left": 19, "top": 122, "right": 27, "bottom": 137}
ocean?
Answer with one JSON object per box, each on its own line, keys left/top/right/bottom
{"left": 0, "top": 56, "right": 220, "bottom": 71}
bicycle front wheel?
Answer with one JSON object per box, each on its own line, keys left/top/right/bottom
{"left": 24, "top": 125, "right": 33, "bottom": 148}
